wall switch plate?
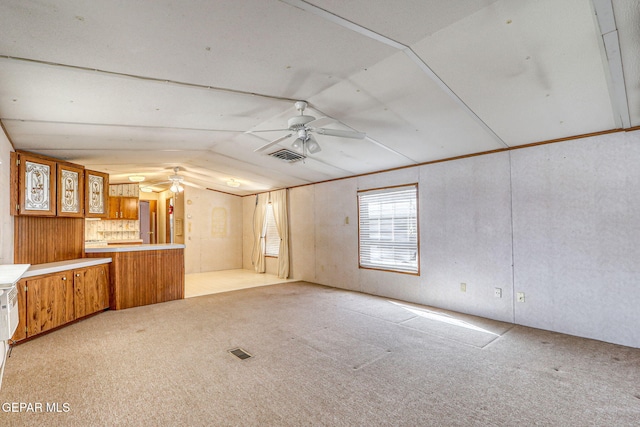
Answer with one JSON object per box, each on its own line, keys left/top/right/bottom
{"left": 517, "top": 292, "right": 525, "bottom": 302}
{"left": 460, "top": 283, "right": 467, "bottom": 292}
{"left": 494, "top": 287, "right": 502, "bottom": 298}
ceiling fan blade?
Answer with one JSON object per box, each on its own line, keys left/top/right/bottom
{"left": 254, "top": 133, "right": 293, "bottom": 152}
{"left": 306, "top": 117, "right": 336, "bottom": 129}
{"left": 315, "top": 128, "right": 366, "bottom": 139}
{"left": 245, "top": 128, "right": 291, "bottom": 134}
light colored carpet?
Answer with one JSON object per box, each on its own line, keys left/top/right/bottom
{"left": 2, "top": 282, "right": 639, "bottom": 426}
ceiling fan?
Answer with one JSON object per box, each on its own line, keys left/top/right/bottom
{"left": 251, "top": 101, "right": 366, "bottom": 155}
{"left": 140, "top": 167, "right": 191, "bottom": 193}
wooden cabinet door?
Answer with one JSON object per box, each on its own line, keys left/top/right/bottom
{"left": 26, "top": 272, "right": 74, "bottom": 335}
{"left": 108, "top": 197, "right": 139, "bottom": 219}
{"left": 108, "top": 197, "right": 120, "bottom": 219}
{"left": 85, "top": 170, "right": 109, "bottom": 218}
{"left": 121, "top": 197, "right": 139, "bottom": 219}
{"left": 57, "top": 163, "right": 85, "bottom": 217}
{"left": 17, "top": 153, "right": 57, "bottom": 216}
{"left": 10, "top": 279, "right": 27, "bottom": 342}
{"left": 74, "top": 265, "right": 109, "bottom": 318}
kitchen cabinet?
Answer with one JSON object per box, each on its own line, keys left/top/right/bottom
{"left": 14, "top": 152, "right": 57, "bottom": 216}
{"left": 26, "top": 271, "right": 75, "bottom": 336}
{"left": 57, "top": 163, "right": 85, "bottom": 218}
{"left": 11, "top": 151, "right": 94, "bottom": 218}
{"left": 73, "top": 264, "right": 109, "bottom": 318}
{"left": 108, "top": 197, "right": 139, "bottom": 220}
{"left": 11, "top": 279, "right": 27, "bottom": 342}
{"left": 86, "top": 246, "right": 184, "bottom": 310}
{"left": 11, "top": 263, "right": 111, "bottom": 342}
{"left": 85, "top": 170, "right": 109, "bottom": 218}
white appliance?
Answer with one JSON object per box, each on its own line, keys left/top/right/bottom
{"left": 0, "top": 285, "right": 19, "bottom": 341}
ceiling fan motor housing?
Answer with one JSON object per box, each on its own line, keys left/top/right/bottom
{"left": 288, "top": 115, "right": 316, "bottom": 130}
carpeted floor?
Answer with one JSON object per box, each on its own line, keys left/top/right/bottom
{"left": 2, "top": 281, "right": 639, "bottom": 426}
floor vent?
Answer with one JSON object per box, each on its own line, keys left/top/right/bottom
{"left": 268, "top": 148, "right": 306, "bottom": 163}
{"left": 229, "top": 348, "right": 252, "bottom": 360}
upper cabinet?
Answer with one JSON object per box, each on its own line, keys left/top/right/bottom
{"left": 107, "top": 184, "right": 139, "bottom": 220}
{"left": 15, "top": 152, "right": 57, "bottom": 216}
{"left": 11, "top": 150, "right": 110, "bottom": 218}
{"left": 84, "top": 170, "right": 109, "bottom": 218}
{"left": 57, "top": 163, "right": 85, "bottom": 217}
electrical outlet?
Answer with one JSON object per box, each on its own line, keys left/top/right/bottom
{"left": 494, "top": 287, "right": 502, "bottom": 298}
{"left": 517, "top": 292, "right": 525, "bottom": 302}
{"left": 460, "top": 283, "right": 467, "bottom": 292}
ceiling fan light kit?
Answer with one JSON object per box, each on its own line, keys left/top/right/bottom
{"left": 168, "top": 167, "right": 185, "bottom": 193}
{"left": 253, "top": 101, "right": 365, "bottom": 155}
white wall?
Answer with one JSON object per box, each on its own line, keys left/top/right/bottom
{"left": 511, "top": 131, "right": 640, "bottom": 347}
{"left": 282, "top": 130, "right": 640, "bottom": 348}
{"left": 0, "top": 128, "right": 14, "bottom": 381}
{"left": 0, "top": 130, "right": 13, "bottom": 264}
{"left": 185, "top": 187, "right": 242, "bottom": 274}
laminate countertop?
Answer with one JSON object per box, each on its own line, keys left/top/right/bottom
{"left": 0, "top": 264, "right": 30, "bottom": 288}
{"left": 85, "top": 243, "right": 186, "bottom": 253}
{"left": 23, "top": 258, "right": 112, "bottom": 278}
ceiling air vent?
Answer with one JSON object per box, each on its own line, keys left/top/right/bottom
{"left": 268, "top": 148, "right": 306, "bottom": 163}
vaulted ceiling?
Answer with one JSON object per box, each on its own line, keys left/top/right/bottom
{"left": 0, "top": 0, "right": 637, "bottom": 195}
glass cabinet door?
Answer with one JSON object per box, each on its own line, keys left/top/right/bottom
{"left": 57, "top": 163, "right": 85, "bottom": 217}
{"left": 84, "top": 170, "right": 110, "bottom": 218}
{"left": 18, "top": 154, "right": 57, "bottom": 216}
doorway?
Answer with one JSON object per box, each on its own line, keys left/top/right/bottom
{"left": 139, "top": 200, "right": 158, "bottom": 244}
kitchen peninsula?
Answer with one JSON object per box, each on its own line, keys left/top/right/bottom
{"left": 85, "top": 243, "right": 185, "bottom": 310}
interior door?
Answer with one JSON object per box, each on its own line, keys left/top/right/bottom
{"left": 140, "top": 201, "right": 150, "bottom": 244}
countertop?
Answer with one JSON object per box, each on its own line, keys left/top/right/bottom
{"left": 85, "top": 243, "right": 186, "bottom": 253}
{"left": 0, "top": 264, "right": 31, "bottom": 288}
{"left": 23, "top": 258, "right": 113, "bottom": 278}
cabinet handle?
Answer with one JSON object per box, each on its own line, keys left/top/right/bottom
{"left": 120, "top": 211, "right": 123, "bottom": 218}
{"left": 76, "top": 274, "right": 80, "bottom": 277}
{"left": 62, "top": 277, "right": 67, "bottom": 281}
{"left": 115, "top": 212, "right": 119, "bottom": 218}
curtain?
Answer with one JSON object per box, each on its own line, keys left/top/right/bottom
{"left": 270, "top": 189, "right": 290, "bottom": 279}
{"left": 251, "top": 193, "right": 267, "bottom": 273}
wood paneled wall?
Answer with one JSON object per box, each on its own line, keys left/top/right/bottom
{"left": 14, "top": 216, "right": 84, "bottom": 264}
{"left": 87, "top": 249, "right": 184, "bottom": 310}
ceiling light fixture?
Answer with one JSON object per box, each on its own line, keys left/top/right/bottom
{"left": 168, "top": 167, "right": 185, "bottom": 193}
{"left": 291, "top": 132, "right": 321, "bottom": 155}
{"left": 128, "top": 175, "right": 145, "bottom": 182}
{"left": 139, "top": 186, "right": 153, "bottom": 193}
{"left": 226, "top": 179, "right": 240, "bottom": 188}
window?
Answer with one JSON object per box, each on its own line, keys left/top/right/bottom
{"left": 264, "top": 203, "right": 280, "bottom": 257}
{"left": 358, "top": 184, "right": 419, "bottom": 274}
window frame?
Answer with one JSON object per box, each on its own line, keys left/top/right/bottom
{"left": 357, "top": 183, "right": 420, "bottom": 275}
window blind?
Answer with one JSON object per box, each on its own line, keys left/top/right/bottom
{"left": 358, "top": 185, "right": 418, "bottom": 274}
{"left": 264, "top": 203, "right": 280, "bottom": 257}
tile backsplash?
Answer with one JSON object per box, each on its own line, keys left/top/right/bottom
{"left": 85, "top": 219, "right": 140, "bottom": 242}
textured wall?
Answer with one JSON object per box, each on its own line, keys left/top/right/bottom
{"left": 184, "top": 187, "right": 242, "bottom": 274}
{"left": 418, "top": 153, "right": 514, "bottom": 322}
{"left": 0, "top": 131, "right": 13, "bottom": 265}
{"left": 282, "top": 130, "right": 640, "bottom": 348}
{"left": 511, "top": 131, "right": 640, "bottom": 347}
